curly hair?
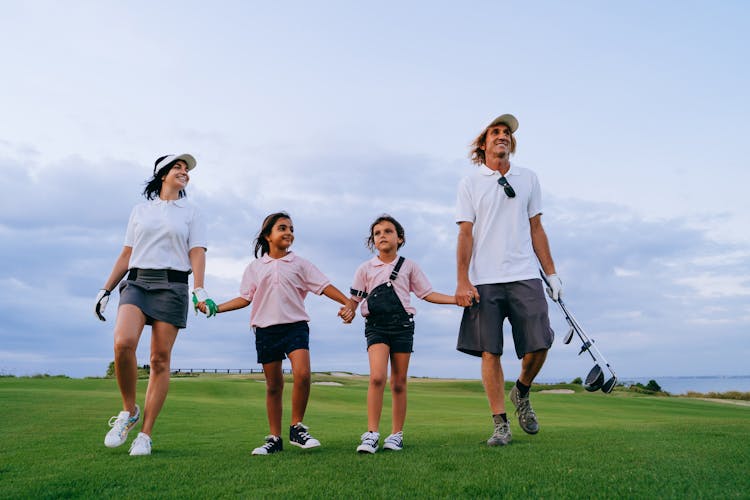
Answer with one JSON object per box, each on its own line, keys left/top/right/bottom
{"left": 469, "top": 126, "right": 517, "bottom": 165}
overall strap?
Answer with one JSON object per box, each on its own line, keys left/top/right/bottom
{"left": 389, "top": 256, "right": 405, "bottom": 281}
{"left": 350, "top": 288, "right": 368, "bottom": 299}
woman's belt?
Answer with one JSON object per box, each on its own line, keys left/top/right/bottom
{"left": 127, "top": 268, "right": 189, "bottom": 284}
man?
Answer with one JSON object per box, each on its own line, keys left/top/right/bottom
{"left": 454, "top": 114, "right": 562, "bottom": 446}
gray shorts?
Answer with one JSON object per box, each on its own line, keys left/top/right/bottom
{"left": 457, "top": 279, "right": 554, "bottom": 359}
{"left": 118, "top": 270, "right": 189, "bottom": 329}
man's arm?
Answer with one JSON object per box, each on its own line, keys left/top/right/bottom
{"left": 530, "top": 214, "right": 556, "bottom": 276}
{"left": 455, "top": 221, "right": 479, "bottom": 307}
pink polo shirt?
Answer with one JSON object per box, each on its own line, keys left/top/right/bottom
{"left": 239, "top": 252, "right": 331, "bottom": 328}
{"left": 350, "top": 255, "right": 433, "bottom": 317}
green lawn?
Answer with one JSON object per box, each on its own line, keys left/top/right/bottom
{"left": 1, "top": 375, "right": 748, "bottom": 499}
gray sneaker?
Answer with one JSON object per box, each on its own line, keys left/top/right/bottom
{"left": 487, "top": 421, "right": 512, "bottom": 446}
{"left": 510, "top": 385, "right": 539, "bottom": 434}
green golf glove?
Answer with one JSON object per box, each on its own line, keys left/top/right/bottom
{"left": 192, "top": 288, "right": 218, "bottom": 317}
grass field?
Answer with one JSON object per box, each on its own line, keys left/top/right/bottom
{"left": 1, "top": 375, "right": 749, "bottom": 499}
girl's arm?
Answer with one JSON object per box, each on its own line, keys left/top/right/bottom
{"left": 199, "top": 296, "right": 251, "bottom": 314}
{"left": 423, "top": 291, "right": 457, "bottom": 305}
{"left": 321, "top": 284, "right": 349, "bottom": 305}
{"left": 321, "top": 285, "right": 356, "bottom": 323}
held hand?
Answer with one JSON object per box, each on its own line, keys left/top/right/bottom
{"left": 192, "top": 288, "right": 218, "bottom": 317}
{"left": 544, "top": 274, "right": 563, "bottom": 302}
{"left": 338, "top": 305, "right": 355, "bottom": 324}
{"left": 455, "top": 283, "right": 479, "bottom": 307}
{"left": 95, "top": 289, "right": 111, "bottom": 321}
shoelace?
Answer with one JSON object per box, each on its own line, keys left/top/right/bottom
{"left": 493, "top": 423, "right": 510, "bottom": 436}
{"left": 516, "top": 397, "right": 537, "bottom": 420}
{"left": 361, "top": 432, "right": 378, "bottom": 447}
{"left": 385, "top": 433, "right": 402, "bottom": 445}
{"left": 262, "top": 440, "right": 277, "bottom": 450}
{"left": 294, "top": 426, "right": 313, "bottom": 440}
{"left": 107, "top": 415, "right": 131, "bottom": 433}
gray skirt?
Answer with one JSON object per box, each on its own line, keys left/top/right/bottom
{"left": 118, "top": 270, "right": 190, "bottom": 329}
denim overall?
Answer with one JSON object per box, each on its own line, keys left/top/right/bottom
{"left": 352, "top": 256, "right": 413, "bottom": 328}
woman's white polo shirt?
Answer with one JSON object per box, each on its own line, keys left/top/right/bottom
{"left": 124, "top": 198, "right": 207, "bottom": 272}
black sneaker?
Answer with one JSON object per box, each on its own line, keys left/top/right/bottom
{"left": 289, "top": 422, "right": 321, "bottom": 449}
{"left": 252, "top": 435, "right": 283, "bottom": 455}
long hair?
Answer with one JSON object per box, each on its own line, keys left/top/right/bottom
{"left": 143, "top": 156, "right": 187, "bottom": 200}
{"left": 366, "top": 214, "right": 405, "bottom": 252}
{"left": 469, "top": 127, "right": 517, "bottom": 165}
{"left": 254, "top": 212, "right": 291, "bottom": 258}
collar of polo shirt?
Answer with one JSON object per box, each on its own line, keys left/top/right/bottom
{"left": 479, "top": 163, "right": 519, "bottom": 176}
{"left": 261, "top": 252, "right": 295, "bottom": 263}
{"left": 152, "top": 198, "right": 188, "bottom": 207}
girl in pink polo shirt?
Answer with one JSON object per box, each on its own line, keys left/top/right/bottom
{"left": 349, "top": 214, "right": 456, "bottom": 454}
{"left": 203, "top": 212, "right": 355, "bottom": 455}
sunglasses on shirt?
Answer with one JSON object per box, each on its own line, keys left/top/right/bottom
{"left": 497, "top": 176, "right": 516, "bottom": 198}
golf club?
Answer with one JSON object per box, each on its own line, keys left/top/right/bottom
{"left": 540, "top": 271, "right": 618, "bottom": 393}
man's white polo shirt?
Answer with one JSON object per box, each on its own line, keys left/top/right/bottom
{"left": 455, "top": 163, "right": 543, "bottom": 285}
{"left": 124, "top": 198, "right": 207, "bottom": 272}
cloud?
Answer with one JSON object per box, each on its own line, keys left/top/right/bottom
{"left": 1, "top": 148, "right": 748, "bottom": 380}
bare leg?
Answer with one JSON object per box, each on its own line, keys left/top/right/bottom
{"left": 112, "top": 304, "right": 146, "bottom": 417}
{"left": 481, "top": 352, "right": 505, "bottom": 414}
{"left": 287, "top": 349, "right": 311, "bottom": 425}
{"left": 262, "top": 361, "right": 284, "bottom": 436}
{"left": 141, "top": 321, "right": 179, "bottom": 436}
{"left": 518, "top": 349, "right": 548, "bottom": 386}
{"left": 365, "top": 344, "right": 390, "bottom": 432}
{"left": 389, "top": 352, "right": 411, "bottom": 434}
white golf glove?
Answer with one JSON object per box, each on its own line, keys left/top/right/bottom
{"left": 545, "top": 274, "right": 563, "bottom": 302}
{"left": 95, "top": 289, "right": 111, "bottom": 321}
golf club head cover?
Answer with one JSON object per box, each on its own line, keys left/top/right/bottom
{"left": 95, "top": 289, "right": 110, "bottom": 321}
{"left": 191, "top": 288, "right": 218, "bottom": 317}
{"left": 544, "top": 274, "right": 563, "bottom": 302}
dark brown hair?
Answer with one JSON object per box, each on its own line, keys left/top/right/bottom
{"left": 143, "top": 156, "right": 187, "bottom": 200}
{"left": 366, "top": 214, "right": 405, "bottom": 252}
{"left": 254, "top": 212, "right": 291, "bottom": 257}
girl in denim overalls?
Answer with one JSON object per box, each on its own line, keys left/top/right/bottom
{"left": 349, "top": 215, "right": 456, "bottom": 453}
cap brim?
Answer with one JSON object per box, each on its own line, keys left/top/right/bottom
{"left": 173, "top": 153, "right": 197, "bottom": 171}
{"left": 154, "top": 153, "right": 197, "bottom": 173}
{"left": 488, "top": 114, "right": 519, "bottom": 133}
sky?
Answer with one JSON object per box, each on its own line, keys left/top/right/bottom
{"left": 1, "top": 1, "right": 748, "bottom": 382}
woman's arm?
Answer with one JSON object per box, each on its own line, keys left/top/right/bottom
{"left": 423, "top": 291, "right": 457, "bottom": 305}
{"left": 102, "top": 246, "right": 132, "bottom": 291}
{"left": 189, "top": 247, "right": 207, "bottom": 290}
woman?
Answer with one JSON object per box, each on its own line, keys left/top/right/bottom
{"left": 95, "top": 153, "right": 211, "bottom": 456}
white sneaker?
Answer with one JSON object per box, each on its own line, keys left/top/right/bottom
{"left": 383, "top": 431, "right": 404, "bottom": 451}
{"left": 129, "top": 432, "right": 152, "bottom": 456}
{"left": 356, "top": 431, "right": 379, "bottom": 454}
{"left": 104, "top": 404, "right": 140, "bottom": 448}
